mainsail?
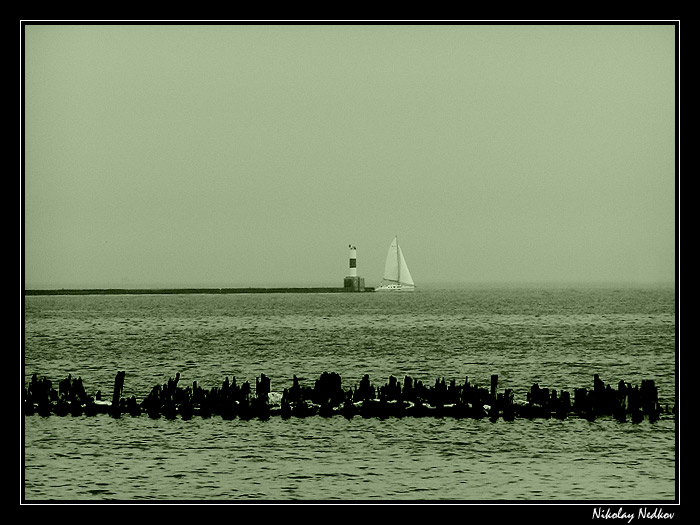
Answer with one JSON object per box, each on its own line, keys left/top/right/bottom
{"left": 378, "top": 236, "right": 415, "bottom": 291}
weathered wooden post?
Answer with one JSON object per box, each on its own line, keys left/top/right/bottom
{"left": 631, "top": 390, "right": 644, "bottom": 424}
{"left": 110, "top": 371, "right": 126, "bottom": 417}
{"left": 257, "top": 374, "right": 271, "bottom": 397}
{"left": 641, "top": 379, "right": 660, "bottom": 422}
{"left": 557, "top": 390, "right": 571, "bottom": 419}
{"left": 613, "top": 381, "right": 627, "bottom": 422}
{"left": 574, "top": 388, "right": 587, "bottom": 414}
{"left": 488, "top": 375, "right": 500, "bottom": 422}
{"left": 503, "top": 388, "right": 515, "bottom": 421}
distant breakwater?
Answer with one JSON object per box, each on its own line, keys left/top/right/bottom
{"left": 24, "top": 287, "right": 375, "bottom": 296}
{"left": 24, "top": 371, "right": 674, "bottom": 423}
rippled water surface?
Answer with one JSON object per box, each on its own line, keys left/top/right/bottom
{"left": 23, "top": 286, "right": 677, "bottom": 501}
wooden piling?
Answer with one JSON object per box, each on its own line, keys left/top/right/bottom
{"left": 23, "top": 371, "right": 672, "bottom": 423}
{"left": 109, "top": 371, "right": 126, "bottom": 417}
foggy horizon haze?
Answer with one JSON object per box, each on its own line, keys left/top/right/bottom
{"left": 23, "top": 23, "right": 677, "bottom": 290}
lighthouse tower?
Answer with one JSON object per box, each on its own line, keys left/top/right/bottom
{"left": 344, "top": 244, "right": 365, "bottom": 291}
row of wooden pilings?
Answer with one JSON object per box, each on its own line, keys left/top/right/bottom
{"left": 23, "top": 371, "right": 673, "bottom": 423}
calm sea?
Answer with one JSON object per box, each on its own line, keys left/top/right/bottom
{"left": 22, "top": 286, "right": 677, "bottom": 502}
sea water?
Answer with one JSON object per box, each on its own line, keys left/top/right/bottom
{"left": 22, "top": 286, "right": 677, "bottom": 501}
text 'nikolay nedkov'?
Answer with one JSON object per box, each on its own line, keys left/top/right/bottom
{"left": 592, "top": 507, "right": 675, "bottom": 522}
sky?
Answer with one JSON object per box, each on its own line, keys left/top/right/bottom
{"left": 23, "top": 23, "right": 677, "bottom": 289}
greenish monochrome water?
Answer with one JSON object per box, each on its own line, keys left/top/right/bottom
{"left": 23, "top": 286, "right": 676, "bottom": 501}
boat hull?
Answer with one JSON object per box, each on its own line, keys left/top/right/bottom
{"left": 375, "top": 284, "right": 415, "bottom": 292}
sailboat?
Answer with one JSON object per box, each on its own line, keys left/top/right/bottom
{"left": 376, "top": 236, "right": 415, "bottom": 292}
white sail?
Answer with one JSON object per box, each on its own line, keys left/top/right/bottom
{"left": 382, "top": 238, "right": 400, "bottom": 282}
{"left": 377, "top": 236, "right": 415, "bottom": 291}
{"left": 397, "top": 244, "right": 414, "bottom": 286}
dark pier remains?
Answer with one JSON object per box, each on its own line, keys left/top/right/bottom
{"left": 25, "top": 287, "right": 374, "bottom": 296}
{"left": 24, "top": 371, "right": 674, "bottom": 423}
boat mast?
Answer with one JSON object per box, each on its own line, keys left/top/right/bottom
{"left": 396, "top": 235, "right": 400, "bottom": 284}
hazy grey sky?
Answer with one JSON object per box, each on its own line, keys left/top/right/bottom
{"left": 24, "top": 24, "right": 676, "bottom": 288}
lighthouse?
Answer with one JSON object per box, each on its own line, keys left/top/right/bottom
{"left": 344, "top": 244, "right": 365, "bottom": 291}
{"left": 348, "top": 245, "right": 357, "bottom": 277}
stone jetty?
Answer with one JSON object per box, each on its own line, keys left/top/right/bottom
{"left": 23, "top": 371, "right": 674, "bottom": 423}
